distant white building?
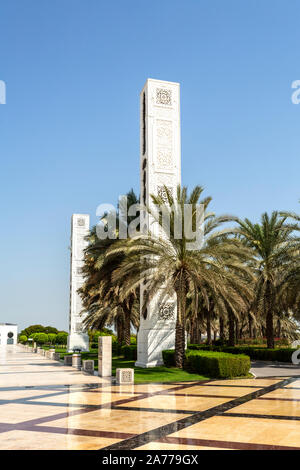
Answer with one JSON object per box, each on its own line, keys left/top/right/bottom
{"left": 0, "top": 323, "right": 18, "bottom": 345}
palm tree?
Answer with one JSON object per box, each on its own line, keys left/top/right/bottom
{"left": 233, "top": 212, "right": 297, "bottom": 348}
{"left": 79, "top": 190, "right": 140, "bottom": 345}
{"left": 107, "top": 185, "right": 254, "bottom": 368}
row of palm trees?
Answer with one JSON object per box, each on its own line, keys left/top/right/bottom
{"left": 79, "top": 185, "right": 300, "bottom": 368}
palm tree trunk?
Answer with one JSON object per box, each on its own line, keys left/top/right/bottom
{"left": 116, "top": 316, "right": 124, "bottom": 344}
{"left": 190, "top": 317, "right": 197, "bottom": 344}
{"left": 206, "top": 309, "right": 212, "bottom": 345}
{"left": 175, "top": 286, "right": 186, "bottom": 369}
{"left": 266, "top": 281, "right": 274, "bottom": 349}
{"left": 266, "top": 310, "right": 274, "bottom": 348}
{"left": 277, "top": 319, "right": 281, "bottom": 338}
{"left": 219, "top": 317, "right": 225, "bottom": 342}
{"left": 228, "top": 309, "right": 235, "bottom": 347}
{"left": 121, "top": 303, "right": 131, "bottom": 347}
{"left": 248, "top": 314, "right": 253, "bottom": 338}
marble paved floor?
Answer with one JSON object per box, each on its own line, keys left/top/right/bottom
{"left": 0, "top": 346, "right": 299, "bottom": 450}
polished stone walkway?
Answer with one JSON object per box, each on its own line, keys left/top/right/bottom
{"left": 0, "top": 346, "right": 299, "bottom": 450}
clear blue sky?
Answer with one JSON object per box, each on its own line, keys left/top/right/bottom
{"left": 1, "top": 0, "right": 300, "bottom": 331}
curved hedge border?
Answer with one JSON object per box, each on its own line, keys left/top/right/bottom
{"left": 162, "top": 349, "right": 250, "bottom": 378}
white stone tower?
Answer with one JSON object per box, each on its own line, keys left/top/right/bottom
{"left": 68, "top": 214, "right": 90, "bottom": 352}
{"left": 136, "top": 79, "right": 181, "bottom": 367}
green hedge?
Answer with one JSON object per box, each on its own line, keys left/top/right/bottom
{"left": 162, "top": 349, "right": 250, "bottom": 378}
{"left": 121, "top": 345, "right": 137, "bottom": 360}
{"left": 186, "top": 350, "right": 250, "bottom": 378}
{"left": 162, "top": 349, "right": 176, "bottom": 367}
{"left": 188, "top": 344, "right": 297, "bottom": 363}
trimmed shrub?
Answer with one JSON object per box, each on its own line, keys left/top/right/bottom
{"left": 185, "top": 350, "right": 250, "bottom": 378}
{"left": 56, "top": 332, "right": 68, "bottom": 345}
{"left": 162, "top": 349, "right": 176, "bottom": 367}
{"left": 48, "top": 333, "right": 57, "bottom": 345}
{"left": 19, "top": 335, "right": 27, "bottom": 344}
{"left": 222, "top": 346, "right": 297, "bottom": 362}
{"left": 188, "top": 344, "right": 297, "bottom": 363}
{"left": 162, "top": 349, "right": 250, "bottom": 378}
{"left": 121, "top": 345, "right": 137, "bottom": 360}
{"left": 130, "top": 335, "right": 137, "bottom": 345}
{"left": 35, "top": 333, "right": 48, "bottom": 345}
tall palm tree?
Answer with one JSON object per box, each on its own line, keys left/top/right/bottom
{"left": 233, "top": 212, "right": 297, "bottom": 348}
{"left": 79, "top": 190, "right": 140, "bottom": 345}
{"left": 107, "top": 185, "right": 254, "bottom": 368}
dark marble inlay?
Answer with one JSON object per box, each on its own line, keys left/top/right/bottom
{"left": 224, "top": 412, "right": 300, "bottom": 421}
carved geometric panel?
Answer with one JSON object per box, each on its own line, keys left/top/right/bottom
{"left": 156, "top": 120, "right": 172, "bottom": 147}
{"left": 156, "top": 88, "right": 172, "bottom": 106}
{"left": 157, "top": 185, "right": 173, "bottom": 203}
{"left": 157, "top": 148, "right": 172, "bottom": 169}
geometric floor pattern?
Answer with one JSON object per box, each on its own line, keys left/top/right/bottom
{"left": 0, "top": 347, "right": 299, "bottom": 450}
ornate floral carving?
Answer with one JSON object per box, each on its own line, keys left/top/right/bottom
{"left": 77, "top": 218, "right": 85, "bottom": 227}
{"left": 156, "top": 88, "right": 172, "bottom": 106}
{"left": 158, "top": 303, "right": 175, "bottom": 320}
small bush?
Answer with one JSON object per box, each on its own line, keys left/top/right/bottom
{"left": 19, "top": 335, "right": 27, "bottom": 344}
{"left": 121, "top": 345, "right": 137, "bottom": 360}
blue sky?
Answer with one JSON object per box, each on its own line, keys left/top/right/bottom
{"left": 1, "top": 0, "right": 300, "bottom": 331}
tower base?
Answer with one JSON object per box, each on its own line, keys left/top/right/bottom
{"left": 135, "top": 327, "right": 175, "bottom": 368}
{"left": 68, "top": 333, "right": 89, "bottom": 352}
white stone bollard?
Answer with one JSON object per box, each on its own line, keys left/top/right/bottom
{"left": 72, "top": 354, "right": 82, "bottom": 370}
{"left": 98, "top": 336, "right": 112, "bottom": 377}
{"left": 82, "top": 360, "right": 94, "bottom": 374}
{"left": 64, "top": 355, "right": 73, "bottom": 366}
{"left": 116, "top": 368, "right": 134, "bottom": 385}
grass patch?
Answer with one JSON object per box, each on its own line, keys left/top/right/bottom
{"left": 111, "top": 356, "right": 209, "bottom": 383}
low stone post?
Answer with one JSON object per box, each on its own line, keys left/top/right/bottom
{"left": 98, "top": 336, "right": 112, "bottom": 377}
{"left": 72, "top": 354, "right": 82, "bottom": 370}
{"left": 52, "top": 352, "right": 60, "bottom": 361}
{"left": 64, "top": 355, "right": 73, "bottom": 366}
{"left": 116, "top": 368, "right": 134, "bottom": 384}
{"left": 82, "top": 360, "right": 94, "bottom": 374}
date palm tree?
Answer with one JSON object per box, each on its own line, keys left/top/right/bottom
{"left": 233, "top": 212, "right": 297, "bottom": 348}
{"left": 79, "top": 190, "right": 140, "bottom": 345}
{"left": 106, "top": 185, "right": 254, "bottom": 368}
